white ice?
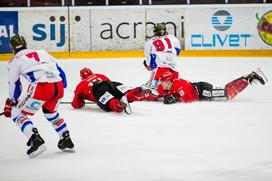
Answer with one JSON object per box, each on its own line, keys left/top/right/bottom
{"left": 0, "top": 57, "right": 272, "bottom": 181}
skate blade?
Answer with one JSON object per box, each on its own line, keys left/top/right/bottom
{"left": 29, "top": 144, "right": 47, "bottom": 159}
{"left": 61, "top": 148, "right": 75, "bottom": 153}
{"left": 120, "top": 95, "right": 132, "bottom": 115}
{"left": 256, "top": 67, "right": 268, "bottom": 84}
{"left": 124, "top": 103, "right": 132, "bottom": 115}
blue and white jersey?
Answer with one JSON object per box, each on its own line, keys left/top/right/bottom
{"left": 7, "top": 49, "right": 64, "bottom": 101}
{"left": 144, "top": 34, "right": 181, "bottom": 71}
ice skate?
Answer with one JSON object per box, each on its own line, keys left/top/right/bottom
{"left": 58, "top": 130, "right": 75, "bottom": 153}
{"left": 244, "top": 68, "right": 268, "bottom": 85}
{"left": 120, "top": 95, "right": 132, "bottom": 115}
{"left": 26, "top": 128, "right": 47, "bottom": 159}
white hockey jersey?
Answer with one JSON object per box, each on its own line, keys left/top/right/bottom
{"left": 144, "top": 34, "right": 181, "bottom": 71}
{"left": 7, "top": 49, "right": 63, "bottom": 101}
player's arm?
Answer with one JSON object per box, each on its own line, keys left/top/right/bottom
{"left": 56, "top": 64, "right": 67, "bottom": 88}
{"left": 8, "top": 62, "right": 21, "bottom": 102}
{"left": 163, "top": 84, "right": 183, "bottom": 104}
{"left": 144, "top": 41, "right": 156, "bottom": 70}
{"left": 4, "top": 62, "right": 21, "bottom": 117}
{"left": 71, "top": 83, "right": 85, "bottom": 109}
{"left": 170, "top": 35, "right": 181, "bottom": 56}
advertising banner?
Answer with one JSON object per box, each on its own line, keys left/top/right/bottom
{"left": 69, "top": 8, "right": 91, "bottom": 51}
{"left": 0, "top": 11, "right": 18, "bottom": 53}
{"left": 90, "top": 8, "right": 146, "bottom": 51}
{"left": 89, "top": 7, "right": 185, "bottom": 51}
{"left": 0, "top": 5, "right": 271, "bottom": 53}
{"left": 19, "top": 7, "right": 68, "bottom": 52}
{"left": 185, "top": 7, "right": 272, "bottom": 50}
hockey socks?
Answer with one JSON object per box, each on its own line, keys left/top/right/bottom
{"left": 225, "top": 78, "right": 249, "bottom": 100}
{"left": 13, "top": 114, "right": 35, "bottom": 140}
{"left": 109, "top": 98, "right": 124, "bottom": 112}
{"left": 225, "top": 68, "right": 268, "bottom": 100}
{"left": 109, "top": 97, "right": 132, "bottom": 114}
{"left": 45, "top": 112, "right": 75, "bottom": 152}
{"left": 44, "top": 112, "right": 67, "bottom": 139}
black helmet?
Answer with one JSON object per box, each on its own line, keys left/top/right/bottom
{"left": 153, "top": 23, "right": 167, "bottom": 36}
{"left": 10, "top": 34, "right": 27, "bottom": 53}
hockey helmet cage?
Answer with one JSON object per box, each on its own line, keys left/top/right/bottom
{"left": 153, "top": 23, "right": 167, "bottom": 36}
{"left": 80, "top": 67, "right": 93, "bottom": 80}
{"left": 10, "top": 34, "right": 27, "bottom": 52}
{"left": 160, "top": 71, "right": 178, "bottom": 82}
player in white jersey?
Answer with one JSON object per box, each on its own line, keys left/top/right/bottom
{"left": 143, "top": 23, "right": 181, "bottom": 95}
{"left": 3, "top": 34, "right": 75, "bottom": 158}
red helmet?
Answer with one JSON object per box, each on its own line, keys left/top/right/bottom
{"left": 80, "top": 67, "right": 93, "bottom": 80}
{"left": 160, "top": 71, "right": 178, "bottom": 82}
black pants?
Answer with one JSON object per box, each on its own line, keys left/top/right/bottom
{"left": 92, "top": 81, "right": 126, "bottom": 112}
{"left": 192, "top": 82, "right": 227, "bottom": 101}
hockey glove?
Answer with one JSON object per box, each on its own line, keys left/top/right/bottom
{"left": 163, "top": 95, "right": 177, "bottom": 105}
{"left": 4, "top": 99, "right": 17, "bottom": 118}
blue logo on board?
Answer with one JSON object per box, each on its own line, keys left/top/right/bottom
{"left": 211, "top": 10, "right": 233, "bottom": 31}
{"left": 0, "top": 11, "right": 18, "bottom": 53}
{"left": 32, "top": 16, "right": 66, "bottom": 47}
{"left": 191, "top": 10, "right": 251, "bottom": 48}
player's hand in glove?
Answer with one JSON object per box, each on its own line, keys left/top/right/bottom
{"left": 4, "top": 99, "right": 17, "bottom": 118}
{"left": 163, "top": 95, "right": 177, "bottom": 104}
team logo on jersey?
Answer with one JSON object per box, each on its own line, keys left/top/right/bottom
{"left": 211, "top": 10, "right": 233, "bottom": 31}
{"left": 256, "top": 11, "right": 272, "bottom": 46}
{"left": 29, "top": 101, "right": 41, "bottom": 109}
{"left": 0, "top": 11, "right": 18, "bottom": 53}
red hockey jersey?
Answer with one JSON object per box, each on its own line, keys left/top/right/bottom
{"left": 157, "top": 78, "right": 199, "bottom": 103}
{"left": 71, "top": 74, "right": 110, "bottom": 108}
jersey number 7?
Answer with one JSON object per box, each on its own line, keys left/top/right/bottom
{"left": 26, "top": 52, "right": 40, "bottom": 62}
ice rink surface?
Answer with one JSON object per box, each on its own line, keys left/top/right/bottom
{"left": 0, "top": 57, "right": 272, "bottom": 181}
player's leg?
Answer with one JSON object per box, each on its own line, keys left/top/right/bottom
{"left": 109, "top": 81, "right": 133, "bottom": 114}
{"left": 225, "top": 68, "right": 267, "bottom": 100}
{"left": 193, "top": 82, "right": 227, "bottom": 101}
{"left": 126, "top": 87, "right": 158, "bottom": 102}
{"left": 41, "top": 81, "right": 75, "bottom": 152}
{"left": 92, "top": 81, "right": 131, "bottom": 113}
{"left": 11, "top": 85, "right": 46, "bottom": 158}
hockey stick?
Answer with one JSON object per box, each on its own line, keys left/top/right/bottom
{"left": 0, "top": 112, "right": 4, "bottom": 116}
{"left": 60, "top": 101, "right": 95, "bottom": 104}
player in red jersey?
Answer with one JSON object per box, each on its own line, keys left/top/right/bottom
{"left": 71, "top": 67, "right": 155, "bottom": 114}
{"left": 157, "top": 68, "right": 268, "bottom": 104}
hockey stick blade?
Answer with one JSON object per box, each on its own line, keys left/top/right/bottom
{"left": 60, "top": 101, "right": 95, "bottom": 104}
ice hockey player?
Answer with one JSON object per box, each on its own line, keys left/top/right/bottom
{"left": 71, "top": 67, "right": 154, "bottom": 114}
{"left": 3, "top": 34, "right": 75, "bottom": 158}
{"left": 157, "top": 68, "right": 268, "bottom": 104}
{"left": 143, "top": 22, "right": 181, "bottom": 95}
